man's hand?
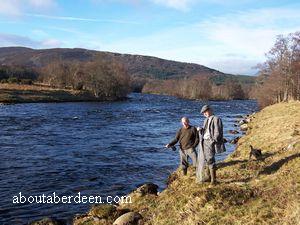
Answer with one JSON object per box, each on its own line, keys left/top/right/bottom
{"left": 165, "top": 144, "right": 170, "bottom": 148}
{"left": 197, "top": 126, "right": 203, "bottom": 132}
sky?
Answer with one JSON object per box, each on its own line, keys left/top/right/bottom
{"left": 0, "top": 0, "right": 300, "bottom": 75}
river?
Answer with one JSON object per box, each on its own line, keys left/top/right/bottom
{"left": 0, "top": 93, "right": 258, "bottom": 224}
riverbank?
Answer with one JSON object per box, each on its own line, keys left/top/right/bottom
{"left": 0, "top": 84, "right": 124, "bottom": 103}
{"left": 141, "top": 90, "right": 252, "bottom": 102}
{"left": 67, "top": 101, "right": 300, "bottom": 225}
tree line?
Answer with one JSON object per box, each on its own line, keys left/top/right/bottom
{"left": 0, "top": 65, "right": 38, "bottom": 84}
{"left": 1, "top": 58, "right": 131, "bottom": 101}
{"left": 40, "top": 58, "right": 131, "bottom": 100}
{"left": 142, "top": 75, "right": 249, "bottom": 100}
{"left": 253, "top": 31, "right": 300, "bottom": 107}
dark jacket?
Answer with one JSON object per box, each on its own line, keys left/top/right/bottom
{"left": 169, "top": 126, "right": 199, "bottom": 150}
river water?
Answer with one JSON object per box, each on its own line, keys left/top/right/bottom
{"left": 0, "top": 93, "right": 258, "bottom": 224}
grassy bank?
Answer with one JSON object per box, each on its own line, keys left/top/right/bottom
{"left": 0, "top": 84, "right": 122, "bottom": 103}
{"left": 30, "top": 101, "right": 300, "bottom": 225}
{"left": 114, "top": 101, "right": 300, "bottom": 225}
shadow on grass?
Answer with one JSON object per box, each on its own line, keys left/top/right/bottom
{"left": 222, "top": 177, "right": 253, "bottom": 184}
{"left": 259, "top": 153, "right": 300, "bottom": 175}
{"left": 217, "top": 160, "right": 248, "bottom": 169}
{"left": 218, "top": 152, "right": 276, "bottom": 170}
{"left": 260, "top": 152, "right": 276, "bottom": 161}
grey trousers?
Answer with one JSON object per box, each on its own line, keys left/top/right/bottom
{"left": 180, "top": 147, "right": 197, "bottom": 170}
{"left": 196, "top": 139, "right": 216, "bottom": 182}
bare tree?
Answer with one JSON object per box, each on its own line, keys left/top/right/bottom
{"left": 254, "top": 31, "right": 300, "bottom": 107}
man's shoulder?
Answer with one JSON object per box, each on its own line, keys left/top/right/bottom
{"left": 177, "top": 127, "right": 183, "bottom": 133}
{"left": 189, "top": 126, "right": 197, "bottom": 131}
{"left": 212, "top": 115, "right": 221, "bottom": 121}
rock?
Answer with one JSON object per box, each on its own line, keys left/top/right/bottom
{"left": 29, "top": 217, "right": 65, "bottom": 225}
{"left": 240, "top": 124, "right": 248, "bottom": 131}
{"left": 239, "top": 119, "right": 247, "bottom": 125}
{"left": 88, "top": 204, "right": 117, "bottom": 218}
{"left": 113, "top": 212, "right": 142, "bottom": 225}
{"left": 73, "top": 205, "right": 131, "bottom": 225}
{"left": 135, "top": 183, "right": 158, "bottom": 196}
{"left": 228, "top": 130, "right": 239, "bottom": 134}
{"left": 286, "top": 141, "right": 300, "bottom": 150}
{"left": 245, "top": 118, "right": 251, "bottom": 123}
{"left": 230, "top": 137, "right": 240, "bottom": 144}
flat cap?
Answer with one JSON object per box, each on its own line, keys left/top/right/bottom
{"left": 200, "top": 104, "right": 211, "bottom": 113}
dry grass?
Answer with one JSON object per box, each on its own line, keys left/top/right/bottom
{"left": 0, "top": 83, "right": 60, "bottom": 91}
{"left": 0, "top": 83, "right": 100, "bottom": 103}
{"left": 116, "top": 101, "right": 300, "bottom": 225}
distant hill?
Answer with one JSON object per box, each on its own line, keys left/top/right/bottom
{"left": 0, "top": 47, "right": 255, "bottom": 84}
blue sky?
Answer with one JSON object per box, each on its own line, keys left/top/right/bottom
{"left": 0, "top": 0, "right": 300, "bottom": 75}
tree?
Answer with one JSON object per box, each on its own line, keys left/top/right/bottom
{"left": 84, "top": 58, "right": 130, "bottom": 99}
{"left": 224, "top": 79, "right": 245, "bottom": 100}
{"left": 254, "top": 31, "right": 300, "bottom": 107}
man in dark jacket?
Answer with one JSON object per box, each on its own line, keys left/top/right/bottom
{"left": 166, "top": 117, "right": 199, "bottom": 175}
{"left": 196, "top": 105, "right": 225, "bottom": 185}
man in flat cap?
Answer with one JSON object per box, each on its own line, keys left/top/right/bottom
{"left": 166, "top": 117, "right": 199, "bottom": 175}
{"left": 196, "top": 105, "right": 225, "bottom": 185}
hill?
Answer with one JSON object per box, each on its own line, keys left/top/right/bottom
{"left": 0, "top": 47, "right": 254, "bottom": 83}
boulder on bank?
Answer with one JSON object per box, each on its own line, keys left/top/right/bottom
{"left": 240, "top": 124, "right": 248, "bottom": 131}
{"left": 238, "top": 114, "right": 253, "bottom": 126}
{"left": 135, "top": 183, "right": 159, "bottom": 196}
{"left": 239, "top": 119, "right": 247, "bottom": 125}
{"left": 73, "top": 204, "right": 130, "bottom": 225}
{"left": 228, "top": 130, "right": 239, "bottom": 134}
{"left": 113, "top": 212, "right": 142, "bottom": 225}
{"left": 230, "top": 137, "right": 241, "bottom": 144}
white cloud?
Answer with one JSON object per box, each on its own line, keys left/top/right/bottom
{"left": 24, "top": 13, "right": 141, "bottom": 24}
{"left": 0, "top": 0, "right": 56, "bottom": 17}
{"left": 0, "top": 0, "right": 21, "bottom": 16}
{"left": 205, "top": 58, "right": 259, "bottom": 75}
{"left": 196, "top": 7, "right": 300, "bottom": 61}
{"left": 99, "top": 6, "right": 300, "bottom": 74}
{"left": 41, "top": 38, "right": 62, "bottom": 48}
{"left": 28, "top": 0, "right": 55, "bottom": 8}
{"left": 0, "top": 33, "right": 39, "bottom": 47}
{"left": 31, "top": 29, "right": 48, "bottom": 38}
{"left": 0, "top": 33, "right": 61, "bottom": 48}
{"left": 149, "top": 0, "right": 195, "bottom": 11}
